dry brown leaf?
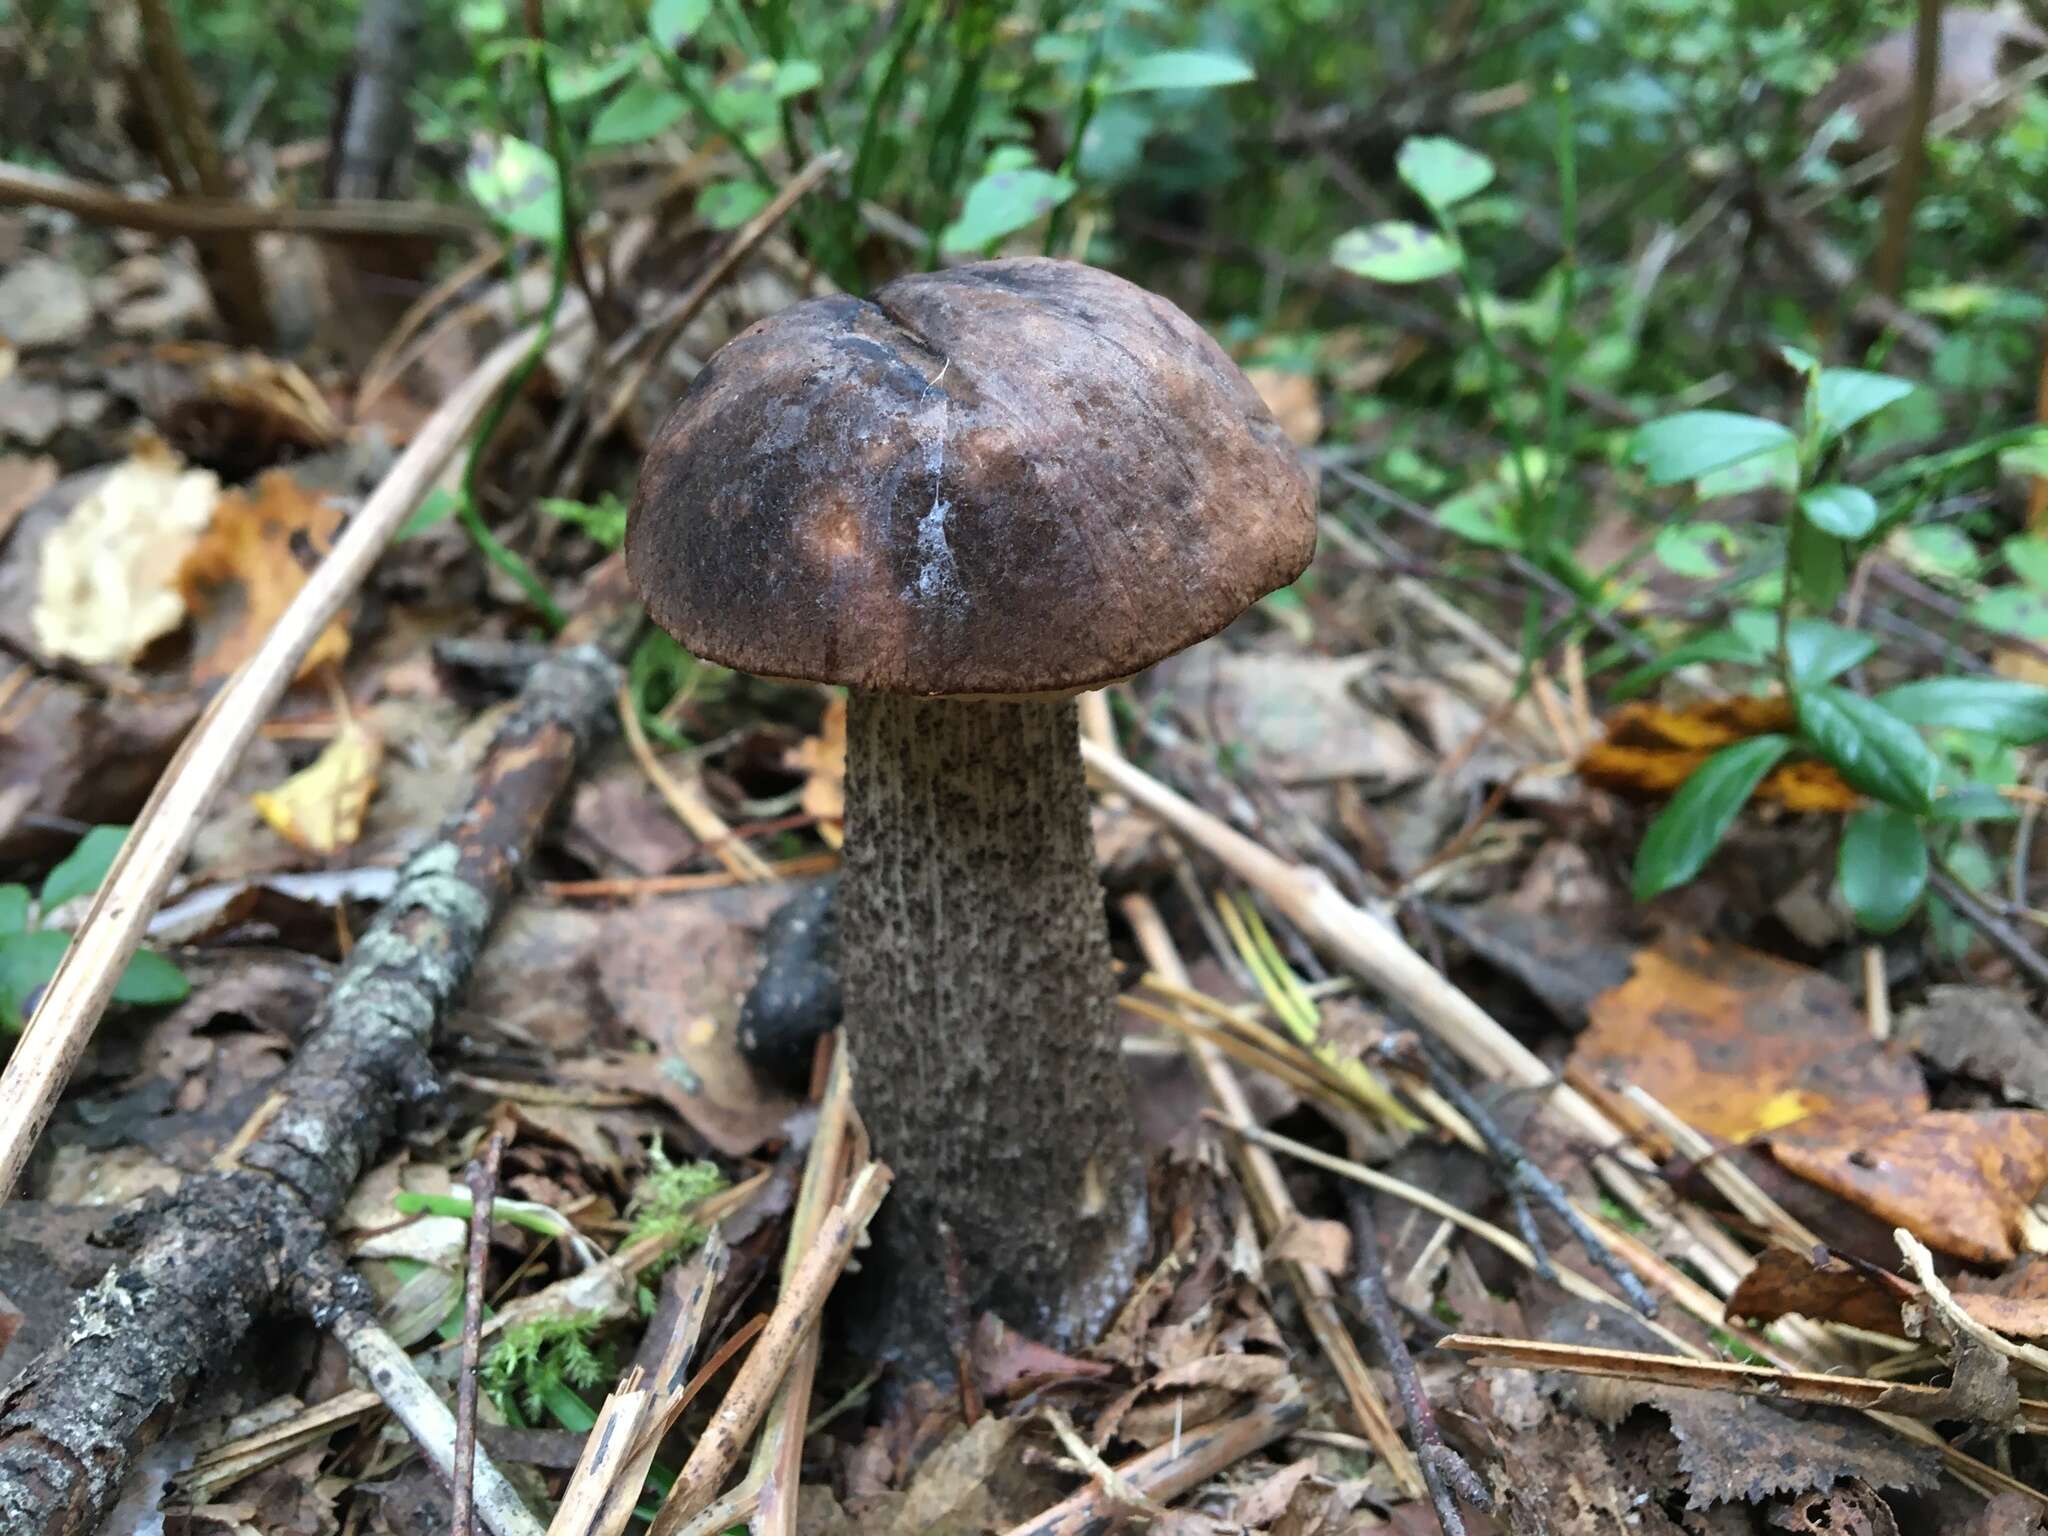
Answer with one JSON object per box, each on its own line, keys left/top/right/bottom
{"left": 1953, "top": 1257, "right": 2048, "bottom": 1340}
{"left": 1245, "top": 366, "right": 1323, "bottom": 448}
{"left": 149, "top": 344, "right": 343, "bottom": 478}
{"left": 1579, "top": 696, "right": 1861, "bottom": 812}
{"left": 251, "top": 717, "right": 384, "bottom": 855}
{"left": 31, "top": 442, "right": 219, "bottom": 665}
{"left": 178, "top": 470, "right": 348, "bottom": 685}
{"left": 968, "top": 1313, "right": 1112, "bottom": 1402}
{"left": 788, "top": 694, "right": 845, "bottom": 849}
{"left": 1264, "top": 1214, "right": 1351, "bottom": 1274}
{"left": 0, "top": 453, "right": 55, "bottom": 546}
{"left": 1724, "top": 1248, "right": 1912, "bottom": 1334}
{"left": 1767, "top": 1110, "right": 2048, "bottom": 1264}
{"left": 1573, "top": 932, "right": 1928, "bottom": 1144}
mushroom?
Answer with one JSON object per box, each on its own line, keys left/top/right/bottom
{"left": 626, "top": 257, "right": 1315, "bottom": 1363}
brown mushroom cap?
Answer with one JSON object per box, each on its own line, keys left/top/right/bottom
{"left": 626, "top": 257, "right": 1316, "bottom": 696}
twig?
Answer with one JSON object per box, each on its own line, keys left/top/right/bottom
{"left": 1345, "top": 1190, "right": 1491, "bottom": 1536}
{"left": 0, "top": 158, "right": 487, "bottom": 241}
{"left": 1871, "top": 0, "right": 1942, "bottom": 301}
{"left": 1618, "top": 1086, "right": 1823, "bottom": 1255}
{"left": 539, "top": 855, "right": 839, "bottom": 899}
{"left": 1863, "top": 946, "right": 1892, "bottom": 1042}
{"left": 0, "top": 626, "right": 625, "bottom": 1533}
{"left": 327, "top": 1294, "right": 547, "bottom": 1536}
{"left": 0, "top": 300, "right": 592, "bottom": 1204}
{"left": 618, "top": 686, "right": 775, "bottom": 882}
{"left": 999, "top": 1392, "right": 1306, "bottom": 1536}
{"left": 1381, "top": 1035, "right": 1657, "bottom": 1316}
{"left": 1930, "top": 866, "right": 2048, "bottom": 991}
{"left": 1438, "top": 1334, "right": 2048, "bottom": 1438}
{"left": 646, "top": 1162, "right": 892, "bottom": 1536}
{"left": 454, "top": 1133, "right": 509, "bottom": 1536}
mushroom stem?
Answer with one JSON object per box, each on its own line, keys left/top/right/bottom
{"left": 840, "top": 690, "right": 1148, "bottom": 1365}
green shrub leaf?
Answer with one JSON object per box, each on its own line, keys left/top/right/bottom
{"left": 1332, "top": 222, "right": 1458, "bottom": 283}
{"left": 1878, "top": 677, "right": 2048, "bottom": 743}
{"left": 940, "top": 168, "right": 1075, "bottom": 253}
{"left": 1785, "top": 620, "right": 1877, "bottom": 687}
{"left": 1839, "top": 806, "right": 1928, "bottom": 933}
{"left": 1798, "top": 484, "right": 1879, "bottom": 539}
{"left": 1108, "top": 50, "right": 1255, "bottom": 93}
{"left": 41, "top": 825, "right": 128, "bottom": 913}
{"left": 589, "top": 78, "right": 686, "bottom": 146}
{"left": 1796, "top": 686, "right": 1940, "bottom": 810}
{"left": 0, "top": 886, "right": 27, "bottom": 937}
{"left": 112, "top": 950, "right": 190, "bottom": 1008}
{"left": 1814, "top": 368, "right": 1915, "bottom": 441}
{"left": 1627, "top": 412, "right": 1796, "bottom": 487}
{"left": 1633, "top": 735, "right": 1793, "bottom": 900}
{"left": 1396, "top": 137, "right": 1495, "bottom": 209}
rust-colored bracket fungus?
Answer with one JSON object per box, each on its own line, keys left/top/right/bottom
{"left": 626, "top": 257, "right": 1315, "bottom": 1367}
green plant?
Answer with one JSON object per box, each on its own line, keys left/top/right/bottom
{"left": 482, "top": 1312, "right": 613, "bottom": 1427}
{"left": 624, "top": 1141, "right": 727, "bottom": 1262}
{"left": 1623, "top": 356, "right": 2048, "bottom": 934}
{"left": 0, "top": 828, "right": 188, "bottom": 1032}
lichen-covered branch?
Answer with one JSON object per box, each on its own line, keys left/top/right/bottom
{"left": 0, "top": 641, "right": 622, "bottom": 1536}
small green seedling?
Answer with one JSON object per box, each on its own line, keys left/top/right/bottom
{"left": 1, "top": 827, "right": 188, "bottom": 1032}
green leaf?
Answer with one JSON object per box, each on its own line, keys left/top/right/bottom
{"left": 589, "top": 78, "right": 686, "bottom": 146}
{"left": 1790, "top": 516, "right": 1847, "bottom": 610}
{"left": 0, "top": 930, "right": 69, "bottom": 1029}
{"left": 1785, "top": 619, "right": 1877, "bottom": 686}
{"left": 1778, "top": 343, "right": 1820, "bottom": 379}
{"left": 399, "top": 487, "right": 463, "bottom": 541}
{"left": 1814, "top": 368, "right": 1914, "bottom": 441}
{"left": 538, "top": 494, "right": 628, "bottom": 549}
{"left": 1435, "top": 483, "right": 1517, "bottom": 549}
{"left": 1107, "top": 49, "right": 1255, "bottom": 93}
{"left": 649, "top": 0, "right": 710, "bottom": 47}
{"left": 696, "top": 180, "right": 770, "bottom": 230}
{"left": 113, "top": 949, "right": 188, "bottom": 1008}
{"left": 466, "top": 134, "right": 562, "bottom": 244}
{"left": 773, "top": 60, "right": 823, "bottom": 98}
{"left": 1611, "top": 630, "right": 1770, "bottom": 697}
{"left": 1899, "top": 524, "right": 1980, "bottom": 582}
{"left": 0, "top": 886, "right": 27, "bottom": 936}
{"left": 1928, "top": 784, "right": 2019, "bottom": 823}
{"left": 1967, "top": 587, "right": 2048, "bottom": 640}
{"left": 1653, "top": 522, "right": 1736, "bottom": 578}
{"left": 1797, "top": 685, "right": 1940, "bottom": 810}
{"left": 41, "top": 825, "right": 127, "bottom": 913}
{"left": 2005, "top": 536, "right": 2048, "bottom": 591}
{"left": 1633, "top": 736, "right": 1794, "bottom": 900}
{"left": 1627, "top": 412, "right": 1796, "bottom": 487}
{"left": 939, "top": 168, "right": 1075, "bottom": 253}
{"left": 551, "top": 50, "right": 641, "bottom": 103}
{"left": 1331, "top": 222, "right": 1458, "bottom": 283}
{"left": 1798, "top": 484, "right": 1879, "bottom": 539}
{"left": 1839, "top": 806, "right": 1928, "bottom": 934}
{"left": 1395, "top": 137, "right": 1495, "bottom": 210}
{"left": 1879, "top": 677, "right": 2048, "bottom": 743}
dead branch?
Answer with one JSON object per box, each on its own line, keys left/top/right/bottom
{"left": 0, "top": 621, "right": 628, "bottom": 1536}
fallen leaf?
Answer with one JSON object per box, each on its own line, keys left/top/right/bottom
{"left": 1159, "top": 650, "right": 1429, "bottom": 789}
{"left": 0, "top": 255, "right": 91, "bottom": 351}
{"left": 1579, "top": 696, "right": 1860, "bottom": 812}
{"left": 1264, "top": 1214, "right": 1351, "bottom": 1274}
{"left": 1725, "top": 1247, "right": 1912, "bottom": 1334}
{"left": 251, "top": 717, "right": 384, "bottom": 854}
{"left": 1573, "top": 932, "right": 1928, "bottom": 1144}
{"left": 148, "top": 345, "right": 343, "bottom": 480}
{"left": 788, "top": 694, "right": 845, "bottom": 849}
{"left": 1896, "top": 985, "right": 2048, "bottom": 1109}
{"left": 1245, "top": 366, "right": 1323, "bottom": 448}
{"left": 1954, "top": 1257, "right": 2048, "bottom": 1340}
{"left": 1765, "top": 1479, "right": 1901, "bottom": 1534}
{"left": 31, "top": 443, "right": 219, "bottom": 665}
{"left": 0, "top": 677, "right": 199, "bottom": 863}
{"left": 1767, "top": 1109, "right": 2048, "bottom": 1263}
{"left": 968, "top": 1313, "right": 1112, "bottom": 1401}
{"left": 1968, "top": 1492, "right": 2048, "bottom": 1536}
{"left": 178, "top": 470, "right": 348, "bottom": 685}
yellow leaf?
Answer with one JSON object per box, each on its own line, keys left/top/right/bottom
{"left": 252, "top": 718, "right": 384, "bottom": 854}
{"left": 32, "top": 441, "right": 219, "bottom": 665}
{"left": 179, "top": 470, "right": 349, "bottom": 685}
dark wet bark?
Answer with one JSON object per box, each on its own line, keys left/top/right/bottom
{"left": 0, "top": 641, "right": 622, "bottom": 1536}
{"left": 839, "top": 693, "right": 1146, "bottom": 1368}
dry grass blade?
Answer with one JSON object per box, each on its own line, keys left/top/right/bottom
{"left": 1438, "top": 1334, "right": 2048, "bottom": 1436}
{"left": 546, "top": 1375, "right": 655, "bottom": 1536}
{"left": 646, "top": 1161, "right": 892, "bottom": 1536}
{"left": 618, "top": 684, "right": 776, "bottom": 883}
{"left": 0, "top": 304, "right": 590, "bottom": 1204}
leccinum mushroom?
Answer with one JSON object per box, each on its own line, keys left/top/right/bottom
{"left": 627, "top": 257, "right": 1315, "bottom": 1363}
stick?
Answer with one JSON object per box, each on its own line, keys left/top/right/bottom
{"left": 0, "top": 158, "right": 486, "bottom": 241}
{"left": 0, "top": 629, "right": 624, "bottom": 1535}
{"left": 646, "top": 1162, "right": 892, "bottom": 1536}
{"left": 454, "top": 1133, "right": 509, "bottom": 1536}
{"left": 999, "top": 1393, "right": 1306, "bottom": 1536}
{"left": 0, "top": 303, "right": 589, "bottom": 1204}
